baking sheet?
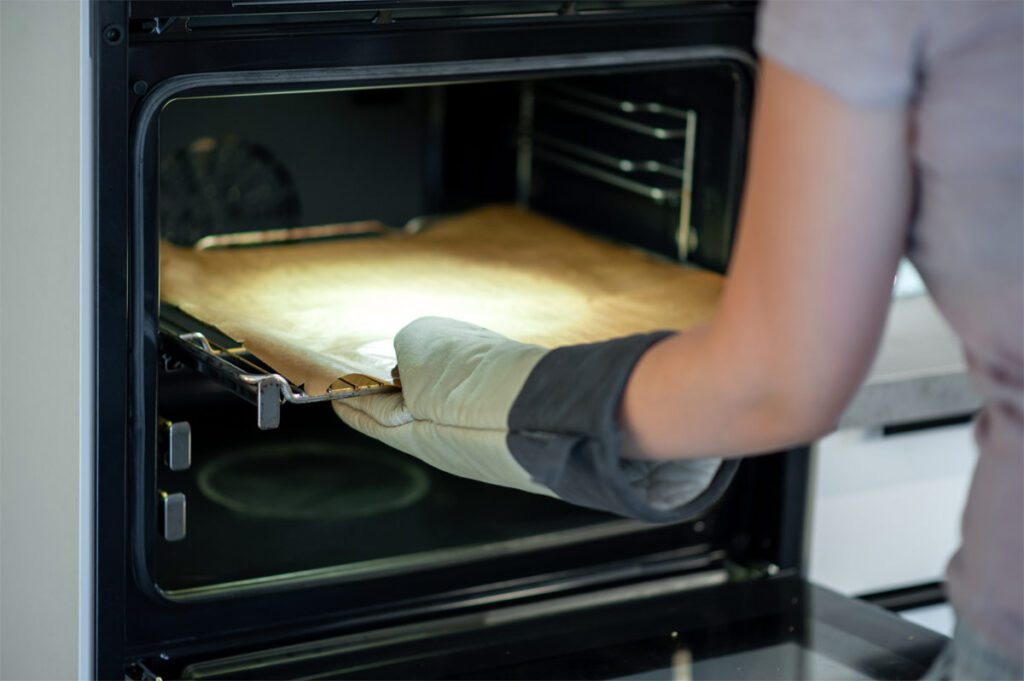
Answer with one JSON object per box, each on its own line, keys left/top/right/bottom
{"left": 160, "top": 204, "right": 724, "bottom": 395}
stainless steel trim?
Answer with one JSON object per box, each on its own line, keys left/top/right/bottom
{"left": 160, "top": 419, "right": 192, "bottom": 471}
{"left": 255, "top": 379, "right": 281, "bottom": 431}
{"left": 160, "top": 492, "right": 187, "bottom": 542}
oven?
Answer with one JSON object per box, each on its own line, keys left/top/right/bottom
{"left": 92, "top": 2, "right": 947, "bottom": 678}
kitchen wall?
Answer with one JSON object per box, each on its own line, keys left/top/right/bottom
{"left": 0, "top": 1, "right": 92, "bottom": 678}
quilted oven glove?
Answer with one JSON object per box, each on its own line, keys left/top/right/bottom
{"left": 333, "top": 317, "right": 738, "bottom": 523}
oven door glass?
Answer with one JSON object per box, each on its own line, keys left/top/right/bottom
{"left": 176, "top": 577, "right": 947, "bottom": 680}
{"left": 154, "top": 385, "right": 651, "bottom": 595}
{"left": 149, "top": 61, "right": 754, "bottom": 599}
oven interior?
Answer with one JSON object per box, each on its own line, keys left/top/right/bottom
{"left": 150, "top": 62, "right": 754, "bottom": 600}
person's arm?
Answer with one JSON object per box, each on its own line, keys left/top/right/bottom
{"left": 334, "top": 57, "right": 914, "bottom": 522}
{"left": 620, "top": 58, "right": 913, "bottom": 461}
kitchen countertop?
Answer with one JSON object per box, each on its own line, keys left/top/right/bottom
{"left": 839, "top": 294, "right": 981, "bottom": 429}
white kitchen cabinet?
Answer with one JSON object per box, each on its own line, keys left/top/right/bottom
{"left": 807, "top": 421, "right": 976, "bottom": 597}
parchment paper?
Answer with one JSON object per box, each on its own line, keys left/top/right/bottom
{"left": 160, "top": 205, "right": 724, "bottom": 395}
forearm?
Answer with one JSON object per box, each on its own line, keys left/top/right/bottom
{"left": 619, "top": 324, "right": 831, "bottom": 461}
{"left": 619, "top": 59, "right": 911, "bottom": 462}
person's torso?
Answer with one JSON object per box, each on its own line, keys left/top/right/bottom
{"left": 905, "top": 2, "right": 1024, "bottom": 666}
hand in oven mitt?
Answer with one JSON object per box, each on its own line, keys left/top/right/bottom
{"left": 333, "top": 317, "right": 738, "bottom": 523}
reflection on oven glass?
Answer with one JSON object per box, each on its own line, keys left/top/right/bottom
{"left": 196, "top": 442, "right": 431, "bottom": 521}
{"left": 153, "top": 412, "right": 620, "bottom": 593}
{"left": 475, "top": 637, "right": 873, "bottom": 681}
{"left": 684, "top": 642, "right": 871, "bottom": 680}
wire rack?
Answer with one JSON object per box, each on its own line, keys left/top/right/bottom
{"left": 522, "top": 81, "right": 699, "bottom": 260}
{"left": 160, "top": 312, "right": 397, "bottom": 431}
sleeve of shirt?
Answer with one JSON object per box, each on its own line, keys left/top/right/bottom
{"left": 756, "top": 0, "right": 927, "bottom": 107}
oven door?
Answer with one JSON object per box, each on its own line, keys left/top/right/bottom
{"left": 174, "top": 576, "right": 946, "bottom": 680}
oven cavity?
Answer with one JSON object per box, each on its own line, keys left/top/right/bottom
{"left": 149, "top": 62, "right": 752, "bottom": 601}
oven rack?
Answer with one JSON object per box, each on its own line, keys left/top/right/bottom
{"left": 532, "top": 135, "right": 684, "bottom": 204}
{"left": 525, "top": 81, "right": 698, "bottom": 258}
{"left": 538, "top": 82, "right": 695, "bottom": 139}
{"left": 160, "top": 311, "right": 397, "bottom": 430}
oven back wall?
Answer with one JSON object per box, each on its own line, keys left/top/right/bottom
{"left": 158, "top": 88, "right": 433, "bottom": 240}
{"left": 0, "top": 1, "right": 93, "bottom": 679}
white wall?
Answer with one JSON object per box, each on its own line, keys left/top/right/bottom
{"left": 0, "top": 1, "right": 92, "bottom": 678}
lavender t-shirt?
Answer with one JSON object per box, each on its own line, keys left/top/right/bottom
{"left": 757, "top": 0, "right": 1024, "bottom": 666}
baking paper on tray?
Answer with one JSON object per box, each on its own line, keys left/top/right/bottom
{"left": 160, "top": 204, "right": 725, "bottom": 396}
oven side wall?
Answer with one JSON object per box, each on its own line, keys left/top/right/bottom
{"left": 0, "top": 1, "right": 94, "bottom": 679}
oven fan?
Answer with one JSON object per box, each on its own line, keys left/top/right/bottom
{"left": 159, "top": 135, "right": 302, "bottom": 246}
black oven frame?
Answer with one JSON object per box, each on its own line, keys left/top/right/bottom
{"left": 92, "top": 2, "right": 823, "bottom": 678}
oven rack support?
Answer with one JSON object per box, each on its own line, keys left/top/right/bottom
{"left": 523, "top": 81, "right": 698, "bottom": 260}
{"left": 161, "top": 329, "right": 398, "bottom": 430}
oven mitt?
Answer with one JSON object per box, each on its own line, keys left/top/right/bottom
{"left": 333, "top": 317, "right": 738, "bottom": 523}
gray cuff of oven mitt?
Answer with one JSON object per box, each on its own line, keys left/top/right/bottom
{"left": 508, "top": 333, "right": 739, "bottom": 523}
{"left": 333, "top": 317, "right": 738, "bottom": 523}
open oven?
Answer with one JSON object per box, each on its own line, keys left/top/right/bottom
{"left": 92, "top": 2, "right": 947, "bottom": 678}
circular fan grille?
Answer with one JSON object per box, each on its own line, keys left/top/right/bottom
{"left": 159, "top": 135, "right": 301, "bottom": 246}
